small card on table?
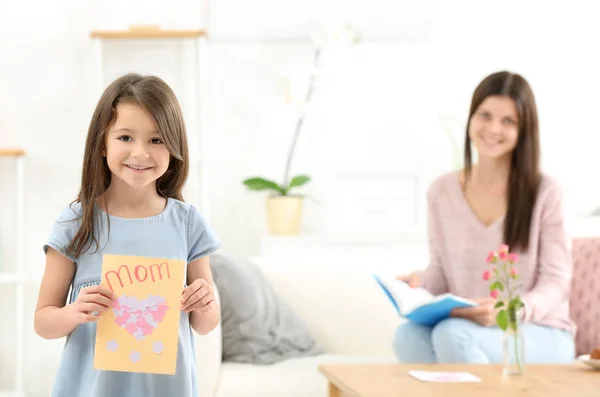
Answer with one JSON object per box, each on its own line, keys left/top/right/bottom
{"left": 408, "top": 370, "right": 481, "bottom": 382}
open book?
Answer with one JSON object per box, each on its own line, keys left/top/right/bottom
{"left": 372, "top": 273, "right": 477, "bottom": 326}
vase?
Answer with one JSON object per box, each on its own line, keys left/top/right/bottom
{"left": 502, "top": 326, "right": 525, "bottom": 376}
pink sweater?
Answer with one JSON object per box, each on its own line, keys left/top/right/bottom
{"left": 421, "top": 170, "right": 576, "bottom": 334}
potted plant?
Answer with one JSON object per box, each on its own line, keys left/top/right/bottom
{"left": 242, "top": 174, "right": 310, "bottom": 235}
{"left": 243, "top": 24, "right": 360, "bottom": 235}
{"left": 242, "top": 74, "right": 312, "bottom": 235}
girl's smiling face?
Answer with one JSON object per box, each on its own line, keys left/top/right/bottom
{"left": 104, "top": 102, "right": 170, "bottom": 190}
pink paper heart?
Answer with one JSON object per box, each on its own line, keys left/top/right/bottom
{"left": 112, "top": 295, "right": 169, "bottom": 340}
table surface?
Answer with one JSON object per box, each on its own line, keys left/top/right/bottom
{"left": 319, "top": 363, "right": 599, "bottom": 397}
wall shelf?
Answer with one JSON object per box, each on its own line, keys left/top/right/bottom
{"left": 0, "top": 149, "right": 25, "bottom": 157}
{"left": 90, "top": 27, "right": 206, "bottom": 39}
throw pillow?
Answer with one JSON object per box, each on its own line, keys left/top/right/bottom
{"left": 209, "top": 253, "right": 325, "bottom": 364}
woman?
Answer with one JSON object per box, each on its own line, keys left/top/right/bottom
{"left": 393, "top": 71, "right": 575, "bottom": 364}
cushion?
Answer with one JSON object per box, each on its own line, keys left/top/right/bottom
{"left": 209, "top": 253, "right": 324, "bottom": 364}
{"left": 570, "top": 238, "right": 600, "bottom": 356}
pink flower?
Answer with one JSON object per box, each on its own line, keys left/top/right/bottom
{"left": 486, "top": 251, "right": 496, "bottom": 264}
{"left": 482, "top": 270, "right": 492, "bottom": 281}
{"left": 510, "top": 267, "right": 518, "bottom": 277}
{"left": 508, "top": 253, "right": 518, "bottom": 264}
{"left": 499, "top": 251, "right": 508, "bottom": 261}
{"left": 499, "top": 244, "right": 509, "bottom": 253}
{"left": 490, "top": 289, "right": 499, "bottom": 299}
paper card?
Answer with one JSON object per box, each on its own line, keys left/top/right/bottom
{"left": 93, "top": 254, "right": 186, "bottom": 375}
{"left": 408, "top": 370, "right": 482, "bottom": 382}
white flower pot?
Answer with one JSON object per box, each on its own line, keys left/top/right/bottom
{"left": 266, "top": 195, "right": 303, "bottom": 235}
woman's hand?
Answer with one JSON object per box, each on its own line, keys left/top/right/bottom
{"left": 396, "top": 272, "right": 422, "bottom": 288}
{"left": 451, "top": 298, "right": 497, "bottom": 327}
{"left": 69, "top": 285, "right": 116, "bottom": 325}
{"left": 181, "top": 278, "right": 215, "bottom": 314}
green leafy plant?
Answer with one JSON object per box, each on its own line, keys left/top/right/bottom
{"left": 242, "top": 175, "right": 311, "bottom": 196}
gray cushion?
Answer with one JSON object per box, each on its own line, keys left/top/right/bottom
{"left": 209, "top": 253, "right": 325, "bottom": 364}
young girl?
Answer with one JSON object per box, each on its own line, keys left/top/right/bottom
{"left": 34, "top": 73, "right": 221, "bottom": 396}
{"left": 394, "top": 71, "right": 576, "bottom": 364}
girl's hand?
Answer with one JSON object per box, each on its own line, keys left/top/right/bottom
{"left": 451, "top": 298, "right": 497, "bottom": 327}
{"left": 69, "top": 285, "right": 116, "bottom": 325}
{"left": 181, "top": 278, "right": 215, "bottom": 314}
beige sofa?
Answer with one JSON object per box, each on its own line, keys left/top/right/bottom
{"left": 195, "top": 255, "right": 407, "bottom": 397}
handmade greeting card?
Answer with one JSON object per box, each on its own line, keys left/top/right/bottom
{"left": 93, "top": 254, "right": 185, "bottom": 375}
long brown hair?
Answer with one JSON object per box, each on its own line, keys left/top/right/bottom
{"left": 67, "top": 73, "right": 190, "bottom": 258}
{"left": 464, "top": 71, "right": 541, "bottom": 252}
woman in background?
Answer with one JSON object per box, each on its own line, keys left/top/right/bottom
{"left": 393, "top": 71, "right": 575, "bottom": 364}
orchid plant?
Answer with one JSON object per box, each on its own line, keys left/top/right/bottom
{"left": 242, "top": 24, "right": 361, "bottom": 197}
{"left": 482, "top": 244, "right": 524, "bottom": 332}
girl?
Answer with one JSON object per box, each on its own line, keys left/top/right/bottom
{"left": 394, "top": 71, "right": 575, "bottom": 364}
{"left": 34, "top": 73, "right": 221, "bottom": 396}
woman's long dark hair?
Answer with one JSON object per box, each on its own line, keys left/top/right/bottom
{"left": 464, "top": 71, "right": 541, "bottom": 252}
{"left": 67, "top": 73, "right": 190, "bottom": 258}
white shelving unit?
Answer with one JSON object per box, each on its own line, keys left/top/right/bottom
{"left": 89, "top": 26, "right": 210, "bottom": 218}
{"left": 0, "top": 148, "right": 26, "bottom": 397}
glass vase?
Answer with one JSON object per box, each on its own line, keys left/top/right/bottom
{"left": 502, "top": 326, "right": 525, "bottom": 376}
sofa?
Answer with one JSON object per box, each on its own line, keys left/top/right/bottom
{"left": 194, "top": 254, "right": 408, "bottom": 397}
{"left": 196, "top": 237, "right": 600, "bottom": 397}
{"left": 569, "top": 237, "right": 600, "bottom": 356}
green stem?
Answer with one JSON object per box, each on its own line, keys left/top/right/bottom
{"left": 516, "top": 339, "right": 524, "bottom": 372}
{"left": 505, "top": 261, "right": 524, "bottom": 373}
{"left": 511, "top": 328, "right": 525, "bottom": 373}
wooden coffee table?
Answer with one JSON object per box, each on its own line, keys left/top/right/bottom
{"left": 319, "top": 363, "right": 599, "bottom": 397}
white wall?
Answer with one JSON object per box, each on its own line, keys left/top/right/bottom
{"left": 1, "top": 0, "right": 600, "bottom": 395}
{"left": 431, "top": 0, "right": 600, "bottom": 227}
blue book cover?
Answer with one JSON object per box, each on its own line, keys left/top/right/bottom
{"left": 372, "top": 273, "right": 477, "bottom": 326}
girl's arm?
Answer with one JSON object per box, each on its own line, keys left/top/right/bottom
{"left": 35, "top": 248, "right": 115, "bottom": 339}
{"left": 34, "top": 248, "right": 79, "bottom": 339}
{"left": 184, "top": 256, "right": 221, "bottom": 335}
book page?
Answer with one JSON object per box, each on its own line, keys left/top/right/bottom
{"left": 398, "top": 284, "right": 436, "bottom": 314}
{"left": 373, "top": 274, "right": 433, "bottom": 315}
